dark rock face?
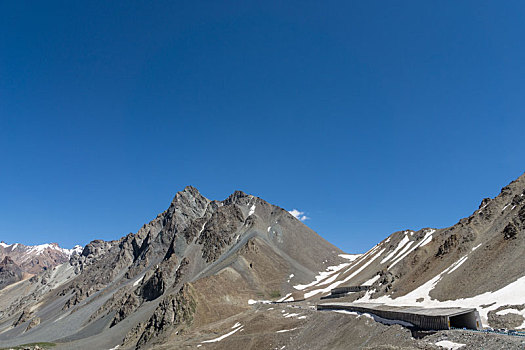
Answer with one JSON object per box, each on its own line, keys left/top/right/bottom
{"left": 198, "top": 205, "right": 244, "bottom": 262}
{"left": 503, "top": 222, "right": 518, "bottom": 240}
{"left": 0, "top": 256, "right": 23, "bottom": 289}
{"left": 377, "top": 270, "right": 396, "bottom": 293}
{"left": 501, "top": 203, "right": 525, "bottom": 241}
{"left": 140, "top": 268, "right": 165, "bottom": 301}
{"left": 110, "top": 293, "right": 141, "bottom": 328}
{"left": 172, "top": 257, "right": 190, "bottom": 288}
{"left": 109, "top": 257, "right": 192, "bottom": 329}
{"left": 181, "top": 217, "right": 208, "bottom": 244}
{"left": 1, "top": 256, "right": 15, "bottom": 266}
{"left": 136, "top": 283, "right": 196, "bottom": 348}
{"left": 518, "top": 205, "right": 525, "bottom": 223}
{"left": 436, "top": 234, "right": 458, "bottom": 257}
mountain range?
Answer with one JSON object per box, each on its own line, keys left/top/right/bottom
{"left": 0, "top": 174, "right": 524, "bottom": 349}
{"left": 0, "top": 242, "right": 81, "bottom": 289}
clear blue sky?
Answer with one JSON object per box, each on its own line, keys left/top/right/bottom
{"left": 1, "top": 1, "right": 524, "bottom": 252}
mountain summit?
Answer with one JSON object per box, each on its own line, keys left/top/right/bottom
{"left": 0, "top": 188, "right": 342, "bottom": 349}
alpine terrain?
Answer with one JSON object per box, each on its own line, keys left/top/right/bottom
{"left": 1, "top": 174, "right": 525, "bottom": 350}
{"left": 0, "top": 242, "right": 82, "bottom": 290}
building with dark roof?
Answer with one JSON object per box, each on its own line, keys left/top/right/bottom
{"left": 317, "top": 302, "right": 481, "bottom": 330}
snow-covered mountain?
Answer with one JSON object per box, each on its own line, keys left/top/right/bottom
{"left": 0, "top": 241, "right": 82, "bottom": 279}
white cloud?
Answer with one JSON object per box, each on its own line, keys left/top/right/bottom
{"left": 288, "top": 209, "right": 310, "bottom": 221}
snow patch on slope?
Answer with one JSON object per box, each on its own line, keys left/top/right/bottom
{"left": 304, "top": 248, "right": 386, "bottom": 298}
{"left": 4, "top": 242, "right": 82, "bottom": 257}
{"left": 362, "top": 274, "right": 380, "bottom": 286}
{"left": 277, "top": 293, "right": 292, "bottom": 302}
{"left": 447, "top": 255, "right": 468, "bottom": 275}
{"left": 199, "top": 222, "right": 207, "bottom": 234}
{"left": 358, "top": 254, "right": 525, "bottom": 327}
{"left": 293, "top": 262, "right": 350, "bottom": 291}
{"left": 28, "top": 244, "right": 54, "bottom": 254}
{"left": 388, "top": 229, "right": 434, "bottom": 269}
{"left": 435, "top": 340, "right": 465, "bottom": 349}
{"left": 276, "top": 327, "right": 297, "bottom": 333}
{"left": 248, "top": 299, "right": 271, "bottom": 305}
{"left": 380, "top": 235, "right": 410, "bottom": 264}
{"left": 201, "top": 323, "right": 243, "bottom": 343}
{"left": 339, "top": 254, "right": 361, "bottom": 262}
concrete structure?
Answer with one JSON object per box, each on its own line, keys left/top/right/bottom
{"left": 320, "top": 286, "right": 370, "bottom": 300}
{"left": 332, "top": 286, "right": 370, "bottom": 294}
{"left": 317, "top": 302, "right": 481, "bottom": 330}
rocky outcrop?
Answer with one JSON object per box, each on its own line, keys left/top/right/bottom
{"left": 160, "top": 186, "right": 210, "bottom": 246}
{"left": 435, "top": 234, "right": 458, "bottom": 257}
{"left": 25, "top": 317, "right": 40, "bottom": 331}
{"left": 377, "top": 270, "right": 397, "bottom": 293}
{"left": 110, "top": 292, "right": 141, "bottom": 328}
{"left": 135, "top": 283, "right": 196, "bottom": 348}
{"left": 172, "top": 257, "right": 190, "bottom": 288}
{"left": 12, "top": 309, "right": 33, "bottom": 328}
{"left": 197, "top": 205, "right": 244, "bottom": 262}
{"left": 140, "top": 268, "right": 165, "bottom": 301}
{"left": 60, "top": 279, "right": 107, "bottom": 310}
{"left": 0, "top": 256, "right": 23, "bottom": 289}
{"left": 70, "top": 239, "right": 113, "bottom": 274}
{"left": 488, "top": 305, "right": 525, "bottom": 329}
{"left": 240, "top": 237, "right": 260, "bottom": 254}
{"left": 503, "top": 222, "right": 519, "bottom": 240}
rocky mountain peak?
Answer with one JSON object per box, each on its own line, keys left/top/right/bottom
{"left": 479, "top": 197, "right": 491, "bottom": 209}
{"left": 169, "top": 186, "right": 209, "bottom": 215}
{"left": 223, "top": 190, "right": 251, "bottom": 206}
{"left": 183, "top": 185, "right": 200, "bottom": 195}
{"left": 172, "top": 185, "right": 203, "bottom": 201}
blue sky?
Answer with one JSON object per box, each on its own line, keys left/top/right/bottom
{"left": 1, "top": 1, "right": 524, "bottom": 253}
